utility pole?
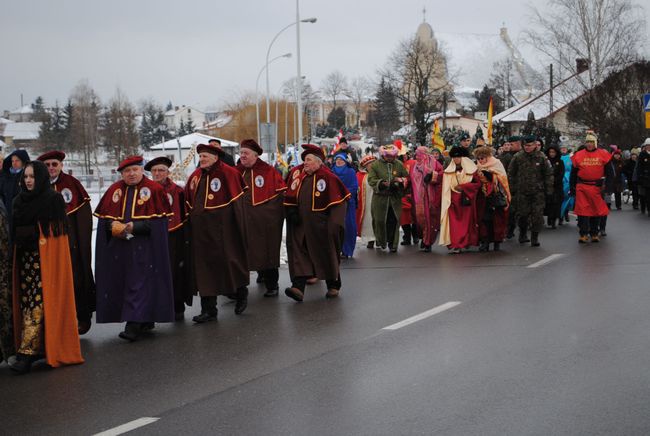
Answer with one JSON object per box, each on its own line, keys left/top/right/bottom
{"left": 549, "top": 64, "right": 554, "bottom": 115}
{"left": 442, "top": 92, "right": 448, "bottom": 129}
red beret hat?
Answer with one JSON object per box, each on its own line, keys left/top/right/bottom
{"left": 300, "top": 144, "right": 326, "bottom": 162}
{"left": 240, "top": 139, "right": 263, "bottom": 155}
{"left": 37, "top": 150, "right": 66, "bottom": 162}
{"left": 117, "top": 155, "right": 144, "bottom": 172}
{"left": 197, "top": 143, "right": 225, "bottom": 156}
{"left": 144, "top": 156, "right": 173, "bottom": 171}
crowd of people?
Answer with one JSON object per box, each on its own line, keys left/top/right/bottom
{"left": 0, "top": 133, "right": 647, "bottom": 375}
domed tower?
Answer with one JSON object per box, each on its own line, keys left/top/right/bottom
{"left": 413, "top": 16, "right": 451, "bottom": 97}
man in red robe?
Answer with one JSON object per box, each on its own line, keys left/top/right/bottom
{"left": 95, "top": 156, "right": 175, "bottom": 341}
{"left": 284, "top": 144, "right": 350, "bottom": 301}
{"left": 145, "top": 156, "right": 192, "bottom": 320}
{"left": 186, "top": 143, "right": 249, "bottom": 321}
{"left": 37, "top": 150, "right": 95, "bottom": 335}
{"left": 236, "top": 139, "right": 286, "bottom": 297}
{"left": 570, "top": 133, "right": 613, "bottom": 243}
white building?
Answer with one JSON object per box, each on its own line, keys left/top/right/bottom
{"left": 147, "top": 133, "right": 238, "bottom": 170}
{"left": 164, "top": 106, "right": 206, "bottom": 133}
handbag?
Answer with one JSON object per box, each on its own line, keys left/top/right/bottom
{"left": 488, "top": 182, "right": 508, "bottom": 209}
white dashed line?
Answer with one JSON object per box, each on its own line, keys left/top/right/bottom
{"left": 382, "top": 301, "right": 462, "bottom": 331}
{"left": 93, "top": 417, "right": 160, "bottom": 436}
{"left": 527, "top": 253, "right": 565, "bottom": 268}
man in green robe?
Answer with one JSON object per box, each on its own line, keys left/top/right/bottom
{"left": 367, "top": 144, "right": 409, "bottom": 252}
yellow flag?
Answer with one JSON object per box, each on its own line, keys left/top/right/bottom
{"left": 487, "top": 96, "right": 494, "bottom": 145}
{"left": 432, "top": 119, "right": 445, "bottom": 152}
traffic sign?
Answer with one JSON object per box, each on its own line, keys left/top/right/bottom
{"left": 644, "top": 93, "right": 650, "bottom": 112}
{"left": 259, "top": 122, "right": 277, "bottom": 155}
{"left": 646, "top": 112, "right": 650, "bottom": 129}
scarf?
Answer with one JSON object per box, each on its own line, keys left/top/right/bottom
{"left": 12, "top": 161, "right": 67, "bottom": 241}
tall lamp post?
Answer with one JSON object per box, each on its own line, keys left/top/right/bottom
{"left": 256, "top": 52, "right": 291, "bottom": 146}
{"left": 265, "top": 16, "right": 316, "bottom": 145}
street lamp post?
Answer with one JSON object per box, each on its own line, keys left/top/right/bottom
{"left": 256, "top": 53, "right": 291, "bottom": 146}
{"left": 264, "top": 16, "right": 316, "bottom": 145}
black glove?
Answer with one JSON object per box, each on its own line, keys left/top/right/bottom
{"left": 423, "top": 173, "right": 432, "bottom": 184}
{"left": 132, "top": 220, "right": 151, "bottom": 236}
{"left": 286, "top": 207, "right": 300, "bottom": 226}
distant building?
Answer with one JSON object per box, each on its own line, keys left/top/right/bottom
{"left": 7, "top": 105, "right": 35, "bottom": 122}
{"left": 164, "top": 106, "right": 206, "bottom": 134}
{"left": 1, "top": 121, "right": 41, "bottom": 148}
{"left": 147, "top": 132, "right": 239, "bottom": 170}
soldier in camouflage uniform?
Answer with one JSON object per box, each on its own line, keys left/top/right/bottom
{"left": 507, "top": 135, "right": 554, "bottom": 247}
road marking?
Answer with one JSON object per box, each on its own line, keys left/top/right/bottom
{"left": 382, "top": 301, "right": 461, "bottom": 331}
{"left": 527, "top": 253, "right": 565, "bottom": 268}
{"left": 93, "top": 417, "right": 159, "bottom": 436}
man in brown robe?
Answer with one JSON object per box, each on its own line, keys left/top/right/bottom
{"left": 185, "top": 143, "right": 249, "bottom": 321}
{"left": 236, "top": 139, "right": 286, "bottom": 297}
{"left": 145, "top": 156, "right": 192, "bottom": 320}
{"left": 37, "top": 150, "right": 95, "bottom": 335}
{"left": 284, "top": 144, "right": 350, "bottom": 301}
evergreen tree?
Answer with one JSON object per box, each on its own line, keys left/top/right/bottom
{"left": 31, "top": 96, "right": 48, "bottom": 122}
{"left": 327, "top": 107, "right": 346, "bottom": 129}
{"left": 177, "top": 119, "right": 187, "bottom": 136}
{"left": 521, "top": 110, "right": 537, "bottom": 137}
{"left": 371, "top": 77, "right": 401, "bottom": 145}
{"left": 472, "top": 85, "right": 505, "bottom": 114}
{"left": 139, "top": 102, "right": 170, "bottom": 149}
{"left": 166, "top": 101, "right": 173, "bottom": 112}
{"left": 185, "top": 115, "right": 196, "bottom": 133}
{"left": 63, "top": 100, "right": 75, "bottom": 151}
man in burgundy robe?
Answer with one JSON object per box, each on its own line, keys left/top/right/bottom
{"left": 145, "top": 156, "right": 192, "bottom": 319}
{"left": 186, "top": 143, "right": 249, "bottom": 322}
{"left": 236, "top": 139, "right": 286, "bottom": 297}
{"left": 37, "top": 150, "right": 95, "bottom": 335}
{"left": 95, "top": 156, "right": 174, "bottom": 341}
{"left": 284, "top": 144, "right": 350, "bottom": 301}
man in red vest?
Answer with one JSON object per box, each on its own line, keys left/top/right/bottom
{"left": 570, "top": 133, "right": 613, "bottom": 243}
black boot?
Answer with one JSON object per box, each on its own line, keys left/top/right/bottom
{"left": 119, "top": 321, "right": 142, "bottom": 341}
{"left": 256, "top": 271, "right": 265, "bottom": 284}
{"left": 10, "top": 353, "right": 38, "bottom": 375}
{"left": 193, "top": 297, "right": 218, "bottom": 323}
{"left": 478, "top": 240, "right": 489, "bottom": 252}
{"left": 493, "top": 242, "right": 501, "bottom": 251}
{"left": 235, "top": 287, "right": 248, "bottom": 315}
{"left": 531, "top": 232, "right": 540, "bottom": 247}
{"left": 518, "top": 226, "right": 530, "bottom": 243}
{"left": 366, "top": 240, "right": 375, "bottom": 249}
{"left": 400, "top": 225, "right": 412, "bottom": 245}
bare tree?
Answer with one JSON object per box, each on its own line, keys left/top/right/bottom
{"left": 321, "top": 70, "right": 348, "bottom": 109}
{"left": 344, "top": 76, "right": 372, "bottom": 128}
{"left": 381, "top": 36, "right": 453, "bottom": 145}
{"left": 524, "top": 0, "right": 646, "bottom": 89}
{"left": 101, "top": 89, "right": 139, "bottom": 162}
{"left": 69, "top": 80, "right": 101, "bottom": 173}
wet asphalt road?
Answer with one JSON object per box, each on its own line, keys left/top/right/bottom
{"left": 3, "top": 205, "right": 650, "bottom": 435}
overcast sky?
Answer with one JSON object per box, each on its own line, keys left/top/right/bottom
{"left": 1, "top": 0, "right": 648, "bottom": 113}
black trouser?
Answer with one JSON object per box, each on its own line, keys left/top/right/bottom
{"left": 262, "top": 268, "right": 279, "bottom": 291}
{"left": 577, "top": 216, "right": 601, "bottom": 236}
{"left": 631, "top": 183, "right": 638, "bottom": 208}
{"left": 292, "top": 274, "right": 341, "bottom": 292}
{"left": 386, "top": 205, "right": 398, "bottom": 248}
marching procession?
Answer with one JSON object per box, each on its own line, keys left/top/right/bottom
{"left": 0, "top": 133, "right": 648, "bottom": 375}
